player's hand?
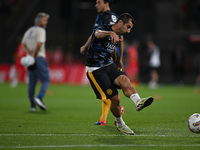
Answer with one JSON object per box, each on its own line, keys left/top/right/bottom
{"left": 29, "top": 50, "right": 35, "bottom": 57}
{"left": 110, "top": 32, "right": 121, "bottom": 44}
{"left": 80, "top": 46, "right": 86, "bottom": 54}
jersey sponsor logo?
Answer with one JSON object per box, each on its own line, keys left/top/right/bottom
{"left": 104, "top": 42, "right": 115, "bottom": 52}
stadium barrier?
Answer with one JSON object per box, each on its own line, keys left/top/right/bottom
{"left": 0, "top": 64, "right": 89, "bottom": 85}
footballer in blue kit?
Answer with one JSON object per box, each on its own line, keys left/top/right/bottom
{"left": 80, "top": 0, "right": 124, "bottom": 126}
{"left": 93, "top": 11, "right": 122, "bottom": 68}
{"left": 94, "top": 11, "right": 118, "bottom": 28}
{"left": 86, "top": 25, "right": 117, "bottom": 67}
{"left": 85, "top": 13, "right": 154, "bottom": 135}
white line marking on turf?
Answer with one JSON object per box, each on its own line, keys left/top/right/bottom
{"left": 0, "top": 133, "right": 200, "bottom": 137}
{"left": 0, "top": 144, "right": 200, "bottom": 149}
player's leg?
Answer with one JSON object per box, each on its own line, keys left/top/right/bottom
{"left": 110, "top": 93, "right": 134, "bottom": 135}
{"left": 110, "top": 94, "right": 121, "bottom": 117}
{"left": 108, "top": 63, "right": 153, "bottom": 111}
{"left": 101, "top": 99, "right": 111, "bottom": 121}
{"left": 149, "top": 69, "right": 159, "bottom": 88}
{"left": 27, "top": 68, "right": 38, "bottom": 111}
{"left": 95, "top": 98, "right": 125, "bottom": 126}
{"left": 87, "top": 70, "right": 110, "bottom": 125}
{"left": 87, "top": 68, "right": 134, "bottom": 135}
{"left": 37, "top": 58, "right": 50, "bottom": 100}
{"left": 10, "top": 65, "right": 18, "bottom": 88}
{"left": 35, "top": 57, "right": 50, "bottom": 110}
{"left": 114, "top": 105, "right": 125, "bottom": 126}
{"left": 95, "top": 99, "right": 111, "bottom": 125}
{"left": 114, "top": 75, "right": 153, "bottom": 111}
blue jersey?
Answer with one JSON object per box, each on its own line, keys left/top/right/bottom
{"left": 94, "top": 11, "right": 118, "bottom": 29}
{"left": 85, "top": 11, "right": 121, "bottom": 67}
{"left": 94, "top": 11, "right": 121, "bottom": 66}
{"left": 86, "top": 25, "right": 117, "bottom": 67}
{"left": 94, "top": 11, "right": 120, "bottom": 55}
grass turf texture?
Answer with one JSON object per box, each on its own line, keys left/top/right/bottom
{"left": 0, "top": 83, "right": 200, "bottom": 150}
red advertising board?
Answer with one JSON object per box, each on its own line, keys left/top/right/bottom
{"left": 0, "top": 64, "right": 89, "bottom": 85}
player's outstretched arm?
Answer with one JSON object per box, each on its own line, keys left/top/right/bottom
{"left": 95, "top": 30, "right": 121, "bottom": 44}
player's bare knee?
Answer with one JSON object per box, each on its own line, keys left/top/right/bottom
{"left": 119, "top": 75, "right": 131, "bottom": 87}
{"left": 115, "top": 75, "right": 127, "bottom": 85}
{"left": 111, "top": 94, "right": 120, "bottom": 105}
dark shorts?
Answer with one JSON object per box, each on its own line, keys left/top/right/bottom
{"left": 86, "top": 63, "right": 126, "bottom": 100}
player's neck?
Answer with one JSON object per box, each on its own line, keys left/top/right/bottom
{"left": 102, "top": 7, "right": 110, "bottom": 12}
{"left": 111, "top": 24, "right": 118, "bottom": 34}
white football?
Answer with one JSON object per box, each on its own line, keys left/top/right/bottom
{"left": 188, "top": 113, "right": 200, "bottom": 133}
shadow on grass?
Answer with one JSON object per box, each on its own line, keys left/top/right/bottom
{"left": 24, "top": 110, "right": 51, "bottom": 115}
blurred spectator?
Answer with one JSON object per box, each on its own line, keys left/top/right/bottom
{"left": 125, "top": 40, "right": 139, "bottom": 86}
{"left": 66, "top": 52, "right": 75, "bottom": 65}
{"left": 21, "top": 12, "right": 50, "bottom": 111}
{"left": 146, "top": 40, "right": 161, "bottom": 89}
{"left": 51, "top": 46, "right": 65, "bottom": 65}
{"left": 171, "top": 46, "right": 186, "bottom": 85}
{"left": 10, "top": 43, "right": 27, "bottom": 88}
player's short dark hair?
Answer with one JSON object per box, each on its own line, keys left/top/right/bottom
{"left": 116, "top": 13, "right": 135, "bottom": 25}
{"left": 103, "top": 0, "right": 114, "bottom": 4}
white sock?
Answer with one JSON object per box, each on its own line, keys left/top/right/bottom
{"left": 115, "top": 116, "right": 125, "bottom": 127}
{"left": 130, "top": 93, "right": 141, "bottom": 105}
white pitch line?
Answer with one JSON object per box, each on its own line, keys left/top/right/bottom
{"left": 0, "top": 133, "right": 124, "bottom": 137}
{"left": 0, "top": 133, "right": 200, "bottom": 137}
{"left": 0, "top": 144, "right": 200, "bottom": 149}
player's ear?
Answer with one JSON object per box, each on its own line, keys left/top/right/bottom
{"left": 118, "top": 20, "right": 123, "bottom": 26}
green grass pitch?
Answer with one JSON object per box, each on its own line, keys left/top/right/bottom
{"left": 0, "top": 83, "right": 200, "bottom": 150}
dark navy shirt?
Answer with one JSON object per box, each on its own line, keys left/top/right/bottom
{"left": 94, "top": 11, "right": 118, "bottom": 29}
{"left": 85, "top": 11, "right": 121, "bottom": 67}
{"left": 86, "top": 25, "right": 117, "bottom": 67}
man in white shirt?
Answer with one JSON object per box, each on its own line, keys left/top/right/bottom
{"left": 147, "top": 40, "right": 161, "bottom": 89}
{"left": 21, "top": 12, "right": 50, "bottom": 111}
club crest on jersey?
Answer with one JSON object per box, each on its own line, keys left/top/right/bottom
{"left": 110, "top": 15, "right": 117, "bottom": 24}
{"left": 106, "top": 89, "right": 113, "bottom": 95}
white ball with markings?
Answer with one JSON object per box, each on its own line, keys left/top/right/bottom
{"left": 188, "top": 113, "right": 200, "bottom": 133}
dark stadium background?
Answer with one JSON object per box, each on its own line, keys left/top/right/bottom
{"left": 0, "top": 0, "right": 200, "bottom": 84}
